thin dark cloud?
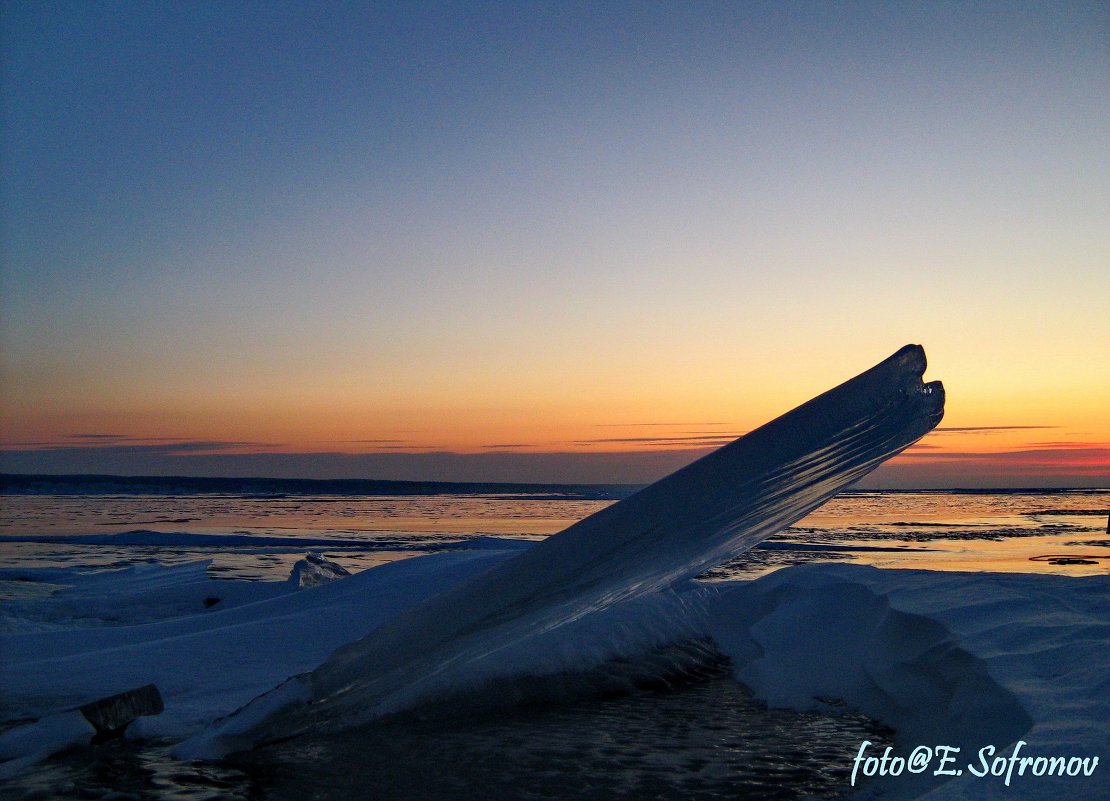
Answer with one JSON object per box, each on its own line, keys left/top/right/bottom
{"left": 573, "top": 434, "right": 740, "bottom": 446}
{"left": 339, "top": 439, "right": 410, "bottom": 444}
{"left": 896, "top": 446, "right": 1109, "bottom": 463}
{"left": 480, "top": 444, "right": 531, "bottom": 449}
{"left": 1029, "top": 441, "right": 1109, "bottom": 449}
{"left": 3, "top": 440, "right": 284, "bottom": 455}
{"left": 0, "top": 434, "right": 240, "bottom": 451}
{"left": 930, "top": 426, "right": 1058, "bottom": 434}
{"left": 163, "top": 441, "right": 284, "bottom": 453}
{"left": 68, "top": 434, "right": 194, "bottom": 442}
{"left": 594, "top": 422, "right": 732, "bottom": 427}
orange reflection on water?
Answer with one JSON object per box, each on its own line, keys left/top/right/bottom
{"left": 837, "top": 531, "right": 1109, "bottom": 577}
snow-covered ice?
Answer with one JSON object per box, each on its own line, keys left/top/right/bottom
{"left": 0, "top": 549, "right": 521, "bottom": 736}
{"left": 2, "top": 552, "right": 1106, "bottom": 798}
{"left": 709, "top": 563, "right": 1108, "bottom": 799}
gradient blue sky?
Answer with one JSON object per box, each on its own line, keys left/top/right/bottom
{"left": 1, "top": 1, "right": 1107, "bottom": 485}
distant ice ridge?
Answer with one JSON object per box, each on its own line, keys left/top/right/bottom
{"left": 178, "top": 344, "right": 945, "bottom": 757}
{"left": 0, "top": 530, "right": 411, "bottom": 548}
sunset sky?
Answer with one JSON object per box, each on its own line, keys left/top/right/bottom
{"left": 1, "top": 2, "right": 1107, "bottom": 487}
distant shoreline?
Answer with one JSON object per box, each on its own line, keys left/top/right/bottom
{"left": 1, "top": 473, "right": 1106, "bottom": 498}
{"left": 0, "top": 472, "right": 639, "bottom": 499}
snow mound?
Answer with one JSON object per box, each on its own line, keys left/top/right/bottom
{"left": 0, "top": 549, "right": 521, "bottom": 735}
{"left": 0, "top": 560, "right": 295, "bottom": 631}
{"left": 709, "top": 565, "right": 1041, "bottom": 799}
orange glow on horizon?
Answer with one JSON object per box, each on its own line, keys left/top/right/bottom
{"left": 3, "top": 341, "right": 1108, "bottom": 486}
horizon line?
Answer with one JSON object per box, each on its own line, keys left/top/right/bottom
{"left": 1, "top": 472, "right": 1106, "bottom": 494}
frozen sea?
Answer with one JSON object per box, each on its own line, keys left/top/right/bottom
{"left": 2, "top": 488, "right": 1107, "bottom": 590}
{"left": 1, "top": 487, "right": 1107, "bottom": 800}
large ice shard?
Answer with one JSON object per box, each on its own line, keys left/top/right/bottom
{"left": 180, "top": 345, "right": 943, "bottom": 758}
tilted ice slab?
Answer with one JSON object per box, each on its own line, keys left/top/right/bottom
{"left": 179, "top": 344, "right": 944, "bottom": 758}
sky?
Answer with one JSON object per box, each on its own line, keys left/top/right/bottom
{"left": 1, "top": 1, "right": 1107, "bottom": 487}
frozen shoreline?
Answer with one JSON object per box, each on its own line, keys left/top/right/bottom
{"left": 1, "top": 551, "right": 1106, "bottom": 798}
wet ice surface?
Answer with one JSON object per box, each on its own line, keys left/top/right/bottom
{"left": 1, "top": 490, "right": 1107, "bottom": 592}
{"left": 696, "top": 490, "right": 1109, "bottom": 580}
{"left": 0, "top": 737, "right": 253, "bottom": 801}
{"left": 0, "top": 493, "right": 594, "bottom": 590}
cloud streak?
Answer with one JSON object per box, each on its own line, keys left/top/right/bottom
{"left": 929, "top": 426, "right": 1058, "bottom": 435}
{"left": 338, "top": 439, "right": 411, "bottom": 444}
{"left": 896, "top": 446, "right": 1109, "bottom": 461}
{"left": 3, "top": 440, "right": 284, "bottom": 455}
{"left": 572, "top": 434, "right": 743, "bottom": 446}
{"left": 593, "top": 422, "right": 733, "bottom": 428}
{"left": 67, "top": 434, "right": 195, "bottom": 443}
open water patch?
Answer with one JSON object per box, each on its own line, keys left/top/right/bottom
{"left": 244, "top": 670, "right": 891, "bottom": 801}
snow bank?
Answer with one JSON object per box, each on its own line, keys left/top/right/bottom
{"left": 707, "top": 563, "right": 1104, "bottom": 799}
{"left": 0, "top": 560, "right": 298, "bottom": 632}
{"left": 0, "top": 710, "right": 95, "bottom": 780}
{"left": 0, "top": 549, "right": 522, "bottom": 737}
